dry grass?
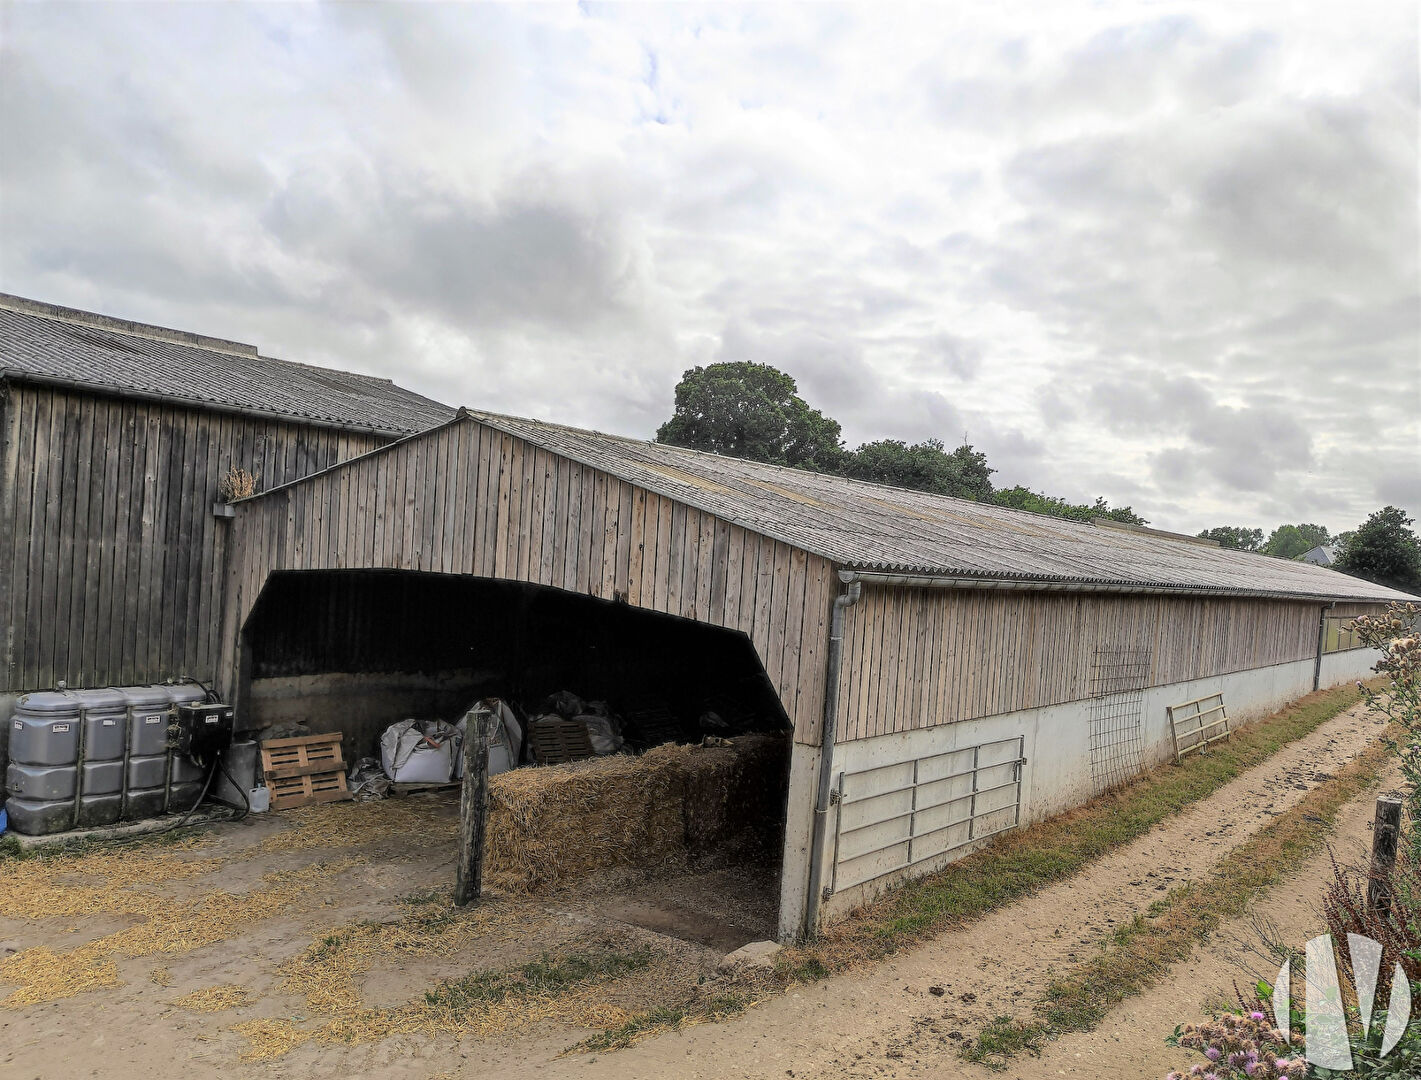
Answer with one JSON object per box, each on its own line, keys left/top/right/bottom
{"left": 255, "top": 797, "right": 456, "bottom": 855}
{"left": 0, "top": 838, "right": 223, "bottom": 921}
{"left": 172, "top": 984, "right": 253, "bottom": 1012}
{"left": 0, "top": 856, "right": 363, "bottom": 1007}
{"left": 217, "top": 466, "right": 258, "bottom": 501}
{"left": 230, "top": 889, "right": 689, "bottom": 1061}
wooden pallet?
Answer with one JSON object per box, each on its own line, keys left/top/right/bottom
{"left": 527, "top": 716, "right": 595, "bottom": 765}
{"left": 261, "top": 732, "right": 352, "bottom": 810}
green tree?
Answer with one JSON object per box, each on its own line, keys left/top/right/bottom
{"left": 1261, "top": 522, "right": 1331, "bottom": 560}
{"left": 653, "top": 360, "right": 1158, "bottom": 525}
{"left": 1336, "top": 506, "right": 1421, "bottom": 591}
{"left": 841, "top": 439, "right": 995, "bottom": 501}
{"left": 993, "top": 486, "right": 1148, "bottom": 526}
{"left": 1195, "top": 526, "right": 1264, "bottom": 551}
{"left": 655, "top": 362, "right": 844, "bottom": 470}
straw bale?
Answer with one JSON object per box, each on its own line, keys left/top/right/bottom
{"left": 484, "top": 733, "right": 787, "bottom": 892}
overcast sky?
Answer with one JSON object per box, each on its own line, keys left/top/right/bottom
{"left": 1, "top": 2, "right": 1416, "bottom": 535}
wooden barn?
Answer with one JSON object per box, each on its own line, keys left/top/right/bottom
{"left": 0, "top": 294, "right": 453, "bottom": 785}
{"left": 217, "top": 407, "right": 1408, "bottom": 939}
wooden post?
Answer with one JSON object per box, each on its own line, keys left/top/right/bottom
{"left": 454, "top": 712, "right": 491, "bottom": 906}
{"left": 1368, "top": 796, "right": 1403, "bottom": 913}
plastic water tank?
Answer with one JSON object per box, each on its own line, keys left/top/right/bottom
{"left": 167, "top": 753, "right": 209, "bottom": 814}
{"left": 75, "top": 688, "right": 127, "bottom": 761}
{"left": 122, "top": 686, "right": 173, "bottom": 820}
{"left": 73, "top": 688, "right": 127, "bottom": 826}
{"left": 5, "top": 692, "right": 80, "bottom": 834}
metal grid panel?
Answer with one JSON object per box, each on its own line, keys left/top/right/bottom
{"left": 1088, "top": 646, "right": 1151, "bottom": 793}
{"left": 827, "top": 735, "right": 1026, "bottom": 895}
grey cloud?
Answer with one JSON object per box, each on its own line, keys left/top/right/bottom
{"left": 0, "top": 3, "right": 1414, "bottom": 537}
{"left": 929, "top": 15, "right": 1277, "bottom": 133}
{"left": 1084, "top": 372, "right": 1315, "bottom": 493}
{"left": 921, "top": 333, "right": 983, "bottom": 380}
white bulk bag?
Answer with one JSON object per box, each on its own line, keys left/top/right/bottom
{"left": 454, "top": 699, "right": 523, "bottom": 777}
{"left": 379, "top": 719, "right": 460, "bottom": 783}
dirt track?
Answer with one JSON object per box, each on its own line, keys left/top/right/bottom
{"left": 0, "top": 699, "right": 1394, "bottom": 1080}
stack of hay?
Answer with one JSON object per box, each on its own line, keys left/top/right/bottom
{"left": 484, "top": 734, "right": 788, "bottom": 892}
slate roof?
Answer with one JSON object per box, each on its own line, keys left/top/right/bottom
{"left": 0, "top": 294, "right": 455, "bottom": 436}
{"left": 463, "top": 409, "right": 1411, "bottom": 604}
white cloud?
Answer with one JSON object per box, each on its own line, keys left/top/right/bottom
{"left": 0, "top": 1, "right": 1415, "bottom": 535}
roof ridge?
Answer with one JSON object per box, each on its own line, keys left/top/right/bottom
{"left": 0, "top": 295, "right": 456, "bottom": 437}
{"left": 261, "top": 353, "right": 398, "bottom": 385}
{"left": 0, "top": 292, "right": 258, "bottom": 358}
{"left": 462, "top": 406, "right": 1123, "bottom": 535}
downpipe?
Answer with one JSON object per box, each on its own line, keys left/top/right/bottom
{"left": 803, "top": 572, "right": 863, "bottom": 937}
{"left": 1313, "top": 601, "right": 1336, "bottom": 691}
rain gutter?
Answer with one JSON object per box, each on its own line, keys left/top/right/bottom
{"left": 844, "top": 568, "right": 1357, "bottom": 605}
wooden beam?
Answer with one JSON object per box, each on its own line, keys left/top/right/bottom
{"left": 455, "top": 711, "right": 492, "bottom": 906}
{"left": 1368, "top": 796, "right": 1403, "bottom": 912}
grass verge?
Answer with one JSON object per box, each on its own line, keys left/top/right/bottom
{"left": 961, "top": 723, "right": 1396, "bottom": 1068}
{"left": 781, "top": 681, "right": 1374, "bottom": 978}
{"left": 573, "top": 992, "right": 752, "bottom": 1053}
{"left": 568, "top": 682, "right": 1375, "bottom": 1054}
{"left": 424, "top": 946, "right": 656, "bottom": 1017}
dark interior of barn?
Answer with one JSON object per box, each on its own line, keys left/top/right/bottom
{"left": 239, "top": 569, "right": 790, "bottom": 939}
{"left": 242, "top": 569, "right": 792, "bottom": 753}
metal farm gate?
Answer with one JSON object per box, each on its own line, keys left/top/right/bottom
{"left": 826, "top": 735, "right": 1026, "bottom": 895}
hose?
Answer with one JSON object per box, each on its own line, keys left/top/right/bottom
{"left": 178, "top": 676, "right": 217, "bottom": 704}
{"left": 81, "top": 742, "right": 255, "bottom": 846}
{"left": 82, "top": 755, "right": 226, "bottom": 846}
{"left": 213, "top": 752, "right": 251, "bottom": 821}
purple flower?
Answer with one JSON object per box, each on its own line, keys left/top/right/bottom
{"left": 1250, "top": 1012, "right": 1265, "bottom": 1021}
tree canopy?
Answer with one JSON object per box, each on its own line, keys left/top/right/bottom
{"left": 841, "top": 439, "right": 995, "bottom": 501}
{"left": 655, "top": 361, "right": 844, "bottom": 471}
{"left": 993, "top": 486, "right": 1146, "bottom": 525}
{"left": 1261, "top": 522, "right": 1330, "bottom": 560}
{"left": 1195, "top": 526, "right": 1265, "bottom": 551}
{"left": 1336, "top": 506, "right": 1421, "bottom": 591}
{"left": 654, "top": 360, "right": 1148, "bottom": 526}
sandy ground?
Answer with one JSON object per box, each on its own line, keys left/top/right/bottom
{"left": 0, "top": 699, "right": 1394, "bottom": 1080}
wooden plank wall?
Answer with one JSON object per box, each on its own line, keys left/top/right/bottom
{"left": 833, "top": 587, "right": 1344, "bottom": 741}
{"left": 0, "top": 381, "right": 384, "bottom": 692}
{"left": 220, "top": 418, "right": 839, "bottom": 744}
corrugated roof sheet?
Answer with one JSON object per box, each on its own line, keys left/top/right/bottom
{"left": 0, "top": 295, "right": 455, "bottom": 436}
{"left": 466, "top": 409, "right": 1411, "bottom": 604}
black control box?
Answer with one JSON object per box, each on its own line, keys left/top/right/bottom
{"left": 175, "top": 703, "right": 235, "bottom": 765}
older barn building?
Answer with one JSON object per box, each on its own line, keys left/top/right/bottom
{"left": 217, "top": 408, "right": 1407, "bottom": 938}
{"left": 0, "top": 294, "right": 453, "bottom": 789}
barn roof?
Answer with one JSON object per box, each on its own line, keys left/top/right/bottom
{"left": 464, "top": 410, "right": 1410, "bottom": 604}
{"left": 0, "top": 294, "right": 455, "bottom": 437}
